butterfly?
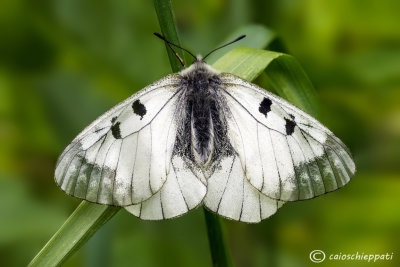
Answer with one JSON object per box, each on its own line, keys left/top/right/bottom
{"left": 55, "top": 33, "right": 356, "bottom": 223}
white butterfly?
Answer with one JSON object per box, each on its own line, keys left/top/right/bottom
{"left": 55, "top": 34, "right": 356, "bottom": 223}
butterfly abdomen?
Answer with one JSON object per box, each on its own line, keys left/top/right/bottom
{"left": 176, "top": 62, "right": 231, "bottom": 167}
{"left": 191, "top": 97, "right": 214, "bottom": 165}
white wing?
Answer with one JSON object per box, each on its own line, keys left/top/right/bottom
{"left": 125, "top": 156, "right": 206, "bottom": 220}
{"left": 204, "top": 154, "right": 283, "bottom": 223}
{"left": 55, "top": 74, "right": 183, "bottom": 206}
{"left": 218, "top": 73, "right": 356, "bottom": 202}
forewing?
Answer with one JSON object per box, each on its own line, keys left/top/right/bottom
{"left": 125, "top": 155, "right": 207, "bottom": 220}
{"left": 204, "top": 154, "right": 283, "bottom": 223}
{"left": 55, "top": 74, "right": 182, "bottom": 206}
{"left": 219, "top": 73, "right": 356, "bottom": 202}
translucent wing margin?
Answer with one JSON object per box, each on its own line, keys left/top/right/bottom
{"left": 55, "top": 74, "right": 182, "bottom": 206}
{"left": 219, "top": 73, "right": 356, "bottom": 202}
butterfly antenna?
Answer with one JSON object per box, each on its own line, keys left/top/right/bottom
{"left": 154, "top": 32, "right": 197, "bottom": 64}
{"left": 166, "top": 42, "right": 186, "bottom": 67}
{"left": 203, "top": 35, "right": 246, "bottom": 60}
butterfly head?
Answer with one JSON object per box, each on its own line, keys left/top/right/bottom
{"left": 154, "top": 32, "right": 246, "bottom": 70}
{"left": 179, "top": 56, "right": 218, "bottom": 77}
{"left": 179, "top": 59, "right": 220, "bottom": 90}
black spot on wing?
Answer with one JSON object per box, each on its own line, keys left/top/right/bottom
{"left": 285, "top": 117, "right": 296, "bottom": 135}
{"left": 111, "top": 116, "right": 117, "bottom": 123}
{"left": 259, "top": 98, "right": 272, "bottom": 116}
{"left": 132, "top": 100, "right": 146, "bottom": 120}
{"left": 111, "top": 122, "right": 122, "bottom": 139}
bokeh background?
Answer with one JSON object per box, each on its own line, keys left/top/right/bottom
{"left": 1, "top": 0, "right": 400, "bottom": 266}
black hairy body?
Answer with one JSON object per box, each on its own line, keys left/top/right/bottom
{"left": 174, "top": 62, "right": 233, "bottom": 170}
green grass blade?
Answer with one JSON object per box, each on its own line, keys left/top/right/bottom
{"left": 153, "top": 0, "right": 186, "bottom": 72}
{"left": 153, "top": 2, "right": 234, "bottom": 267}
{"left": 203, "top": 211, "right": 233, "bottom": 267}
{"left": 28, "top": 202, "right": 120, "bottom": 267}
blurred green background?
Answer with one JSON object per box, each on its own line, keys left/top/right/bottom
{"left": 1, "top": 0, "right": 400, "bottom": 266}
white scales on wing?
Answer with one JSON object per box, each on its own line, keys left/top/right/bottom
{"left": 55, "top": 75, "right": 183, "bottom": 206}
{"left": 219, "top": 73, "right": 355, "bottom": 202}
{"left": 54, "top": 33, "right": 356, "bottom": 223}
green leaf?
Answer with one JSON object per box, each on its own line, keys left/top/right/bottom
{"left": 205, "top": 24, "right": 277, "bottom": 64}
{"left": 28, "top": 40, "right": 319, "bottom": 267}
{"left": 213, "top": 46, "right": 319, "bottom": 116}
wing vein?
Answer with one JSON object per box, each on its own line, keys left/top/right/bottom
{"left": 222, "top": 79, "right": 332, "bottom": 133}
{"left": 61, "top": 150, "right": 81, "bottom": 191}
{"left": 71, "top": 150, "right": 87, "bottom": 196}
{"left": 57, "top": 142, "right": 79, "bottom": 169}
{"left": 269, "top": 129, "right": 282, "bottom": 200}
{"left": 239, "top": 172, "right": 245, "bottom": 221}
{"left": 298, "top": 122, "right": 350, "bottom": 155}
{"left": 172, "top": 160, "right": 190, "bottom": 211}
{"left": 160, "top": 193, "right": 165, "bottom": 219}
{"left": 302, "top": 131, "right": 352, "bottom": 177}
{"left": 258, "top": 193, "right": 262, "bottom": 221}
{"left": 298, "top": 130, "right": 329, "bottom": 192}
{"left": 322, "top": 145, "right": 341, "bottom": 188}
{"left": 325, "top": 144, "right": 352, "bottom": 177}
{"left": 302, "top": 131, "right": 347, "bottom": 185}
{"left": 222, "top": 88, "right": 285, "bottom": 135}
{"left": 285, "top": 136, "right": 301, "bottom": 200}
{"left": 138, "top": 203, "right": 143, "bottom": 218}
{"left": 131, "top": 133, "right": 139, "bottom": 204}
{"left": 58, "top": 144, "right": 81, "bottom": 187}
{"left": 221, "top": 94, "right": 247, "bottom": 173}
{"left": 73, "top": 81, "right": 181, "bottom": 143}
{"left": 149, "top": 124, "right": 153, "bottom": 194}
{"left": 95, "top": 138, "right": 117, "bottom": 203}
{"left": 85, "top": 136, "right": 107, "bottom": 199}
{"left": 216, "top": 155, "right": 236, "bottom": 213}
{"left": 124, "top": 89, "right": 183, "bottom": 139}
{"left": 290, "top": 135, "right": 317, "bottom": 198}
{"left": 111, "top": 140, "right": 123, "bottom": 205}
{"left": 256, "top": 123, "right": 266, "bottom": 192}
